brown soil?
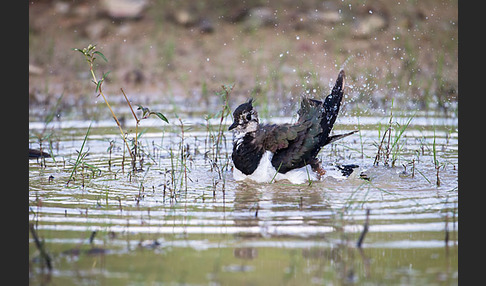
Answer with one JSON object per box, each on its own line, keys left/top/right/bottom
{"left": 29, "top": 0, "right": 457, "bottom": 118}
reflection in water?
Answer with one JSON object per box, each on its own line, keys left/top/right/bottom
{"left": 233, "top": 182, "right": 262, "bottom": 238}
{"left": 231, "top": 180, "right": 374, "bottom": 284}
{"left": 232, "top": 181, "right": 332, "bottom": 239}
{"left": 234, "top": 248, "right": 258, "bottom": 260}
{"left": 300, "top": 243, "right": 372, "bottom": 283}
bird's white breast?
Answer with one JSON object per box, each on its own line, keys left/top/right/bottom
{"left": 232, "top": 151, "right": 318, "bottom": 184}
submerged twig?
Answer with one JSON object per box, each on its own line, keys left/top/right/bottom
{"left": 356, "top": 209, "right": 370, "bottom": 248}
{"left": 29, "top": 223, "right": 52, "bottom": 271}
{"left": 89, "top": 231, "right": 97, "bottom": 246}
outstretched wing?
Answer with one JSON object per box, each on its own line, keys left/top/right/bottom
{"left": 270, "top": 70, "right": 350, "bottom": 173}
{"left": 321, "top": 69, "right": 345, "bottom": 145}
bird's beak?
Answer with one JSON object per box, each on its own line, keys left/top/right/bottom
{"left": 228, "top": 121, "right": 238, "bottom": 131}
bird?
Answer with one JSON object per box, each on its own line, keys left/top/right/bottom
{"left": 29, "top": 148, "right": 51, "bottom": 159}
{"left": 228, "top": 69, "right": 359, "bottom": 184}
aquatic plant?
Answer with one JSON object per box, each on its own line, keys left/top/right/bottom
{"left": 66, "top": 123, "right": 91, "bottom": 186}
{"left": 373, "top": 99, "right": 414, "bottom": 167}
{"left": 73, "top": 45, "right": 130, "bottom": 154}
{"left": 73, "top": 44, "right": 168, "bottom": 174}
{"left": 29, "top": 93, "right": 64, "bottom": 168}
{"left": 433, "top": 129, "right": 443, "bottom": 187}
{"left": 203, "top": 84, "right": 234, "bottom": 194}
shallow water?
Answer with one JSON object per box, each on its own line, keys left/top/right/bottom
{"left": 29, "top": 109, "right": 457, "bottom": 285}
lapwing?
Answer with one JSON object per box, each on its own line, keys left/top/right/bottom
{"left": 228, "top": 70, "right": 359, "bottom": 184}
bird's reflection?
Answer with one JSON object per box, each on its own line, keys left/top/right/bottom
{"left": 232, "top": 181, "right": 262, "bottom": 239}
{"left": 231, "top": 180, "right": 332, "bottom": 258}
{"left": 230, "top": 180, "right": 372, "bottom": 283}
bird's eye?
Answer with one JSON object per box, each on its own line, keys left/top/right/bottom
{"left": 246, "top": 113, "right": 252, "bottom": 121}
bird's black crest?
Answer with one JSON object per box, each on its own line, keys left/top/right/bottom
{"left": 233, "top": 98, "right": 253, "bottom": 116}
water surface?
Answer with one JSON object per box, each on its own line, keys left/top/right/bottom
{"left": 29, "top": 110, "right": 458, "bottom": 285}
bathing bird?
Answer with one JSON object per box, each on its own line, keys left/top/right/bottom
{"left": 228, "top": 70, "right": 358, "bottom": 184}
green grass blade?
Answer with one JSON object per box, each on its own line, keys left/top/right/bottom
{"left": 67, "top": 123, "right": 92, "bottom": 185}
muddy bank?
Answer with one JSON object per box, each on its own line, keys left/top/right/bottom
{"left": 29, "top": 0, "right": 457, "bottom": 119}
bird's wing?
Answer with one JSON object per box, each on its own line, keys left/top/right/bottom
{"left": 320, "top": 70, "right": 345, "bottom": 142}
{"left": 259, "top": 122, "right": 313, "bottom": 153}
{"left": 324, "top": 130, "right": 358, "bottom": 145}
{"left": 258, "top": 120, "right": 323, "bottom": 173}
{"left": 260, "top": 70, "right": 349, "bottom": 174}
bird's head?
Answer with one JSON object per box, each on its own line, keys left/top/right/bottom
{"left": 228, "top": 98, "right": 259, "bottom": 133}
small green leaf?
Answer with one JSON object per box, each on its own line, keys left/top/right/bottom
{"left": 96, "top": 78, "right": 104, "bottom": 93}
{"left": 94, "top": 51, "right": 108, "bottom": 62}
{"left": 136, "top": 104, "right": 150, "bottom": 118}
{"left": 136, "top": 104, "right": 147, "bottom": 112}
{"left": 150, "top": 112, "right": 169, "bottom": 123}
{"left": 102, "top": 71, "right": 111, "bottom": 80}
